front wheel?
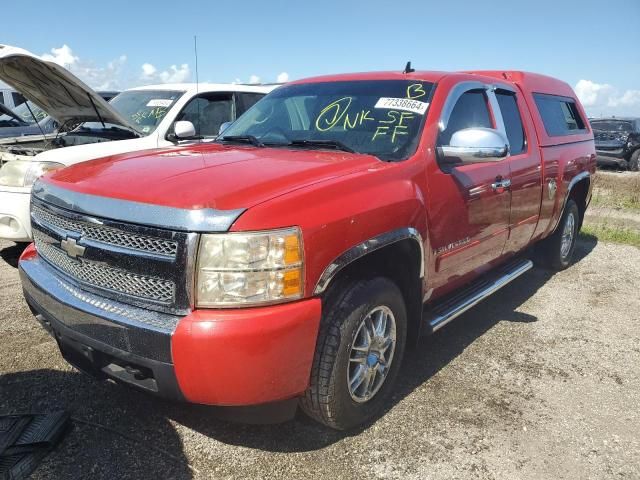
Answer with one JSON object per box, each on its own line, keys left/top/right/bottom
{"left": 300, "top": 277, "right": 407, "bottom": 430}
{"left": 538, "top": 199, "right": 580, "bottom": 270}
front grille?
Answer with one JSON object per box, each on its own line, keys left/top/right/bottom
{"left": 34, "top": 231, "right": 175, "bottom": 304}
{"left": 30, "top": 199, "right": 195, "bottom": 314}
{"left": 32, "top": 204, "right": 178, "bottom": 257}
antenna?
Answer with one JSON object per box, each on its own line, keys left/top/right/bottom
{"left": 193, "top": 35, "right": 201, "bottom": 139}
{"left": 403, "top": 61, "right": 415, "bottom": 74}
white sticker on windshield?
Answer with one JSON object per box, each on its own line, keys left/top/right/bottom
{"left": 147, "top": 99, "right": 173, "bottom": 107}
{"left": 374, "top": 97, "right": 429, "bottom": 115}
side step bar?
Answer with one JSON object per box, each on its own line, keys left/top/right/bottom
{"left": 423, "top": 258, "right": 533, "bottom": 334}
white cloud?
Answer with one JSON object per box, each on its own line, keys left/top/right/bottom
{"left": 575, "top": 79, "right": 640, "bottom": 117}
{"left": 141, "top": 63, "right": 157, "bottom": 78}
{"left": 39, "top": 45, "right": 126, "bottom": 90}
{"left": 233, "top": 72, "right": 289, "bottom": 84}
{"left": 276, "top": 72, "right": 289, "bottom": 83}
{"left": 41, "top": 44, "right": 78, "bottom": 67}
{"left": 160, "top": 64, "right": 191, "bottom": 83}
{"left": 140, "top": 63, "right": 191, "bottom": 84}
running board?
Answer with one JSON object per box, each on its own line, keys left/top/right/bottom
{"left": 423, "top": 258, "right": 533, "bottom": 334}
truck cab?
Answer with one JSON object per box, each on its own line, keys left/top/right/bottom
{"left": 19, "top": 69, "right": 595, "bottom": 430}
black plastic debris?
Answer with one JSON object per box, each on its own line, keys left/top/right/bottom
{"left": 0, "top": 411, "right": 70, "bottom": 480}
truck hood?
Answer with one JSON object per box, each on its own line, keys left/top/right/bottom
{"left": 0, "top": 44, "right": 133, "bottom": 129}
{"left": 43, "top": 144, "right": 383, "bottom": 212}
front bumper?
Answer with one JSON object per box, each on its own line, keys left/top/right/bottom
{"left": 595, "top": 148, "right": 628, "bottom": 167}
{"left": 19, "top": 245, "right": 322, "bottom": 406}
{"left": 0, "top": 188, "right": 32, "bottom": 241}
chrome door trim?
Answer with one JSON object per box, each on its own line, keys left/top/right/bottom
{"left": 313, "top": 227, "right": 425, "bottom": 295}
{"left": 438, "top": 81, "right": 487, "bottom": 132}
{"left": 32, "top": 179, "right": 245, "bottom": 232}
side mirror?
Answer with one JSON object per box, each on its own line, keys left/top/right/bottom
{"left": 174, "top": 120, "right": 196, "bottom": 139}
{"left": 439, "top": 128, "right": 509, "bottom": 164}
{"left": 219, "top": 121, "right": 232, "bottom": 135}
{"left": 167, "top": 120, "right": 203, "bottom": 142}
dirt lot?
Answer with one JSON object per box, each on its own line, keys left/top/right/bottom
{"left": 1, "top": 236, "right": 639, "bottom": 480}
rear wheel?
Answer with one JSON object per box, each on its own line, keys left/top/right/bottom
{"left": 538, "top": 199, "right": 580, "bottom": 270}
{"left": 300, "top": 277, "right": 407, "bottom": 430}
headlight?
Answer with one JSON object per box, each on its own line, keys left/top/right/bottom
{"left": 0, "top": 161, "right": 64, "bottom": 187}
{"left": 196, "top": 227, "right": 304, "bottom": 307}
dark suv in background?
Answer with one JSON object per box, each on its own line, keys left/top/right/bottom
{"left": 591, "top": 117, "right": 640, "bottom": 171}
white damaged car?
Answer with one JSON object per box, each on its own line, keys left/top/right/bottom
{"left": 0, "top": 44, "right": 276, "bottom": 241}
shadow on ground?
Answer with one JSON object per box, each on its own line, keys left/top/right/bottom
{"left": 0, "top": 237, "right": 598, "bottom": 477}
{"left": 0, "top": 242, "right": 27, "bottom": 268}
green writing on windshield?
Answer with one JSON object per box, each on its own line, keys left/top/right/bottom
{"left": 131, "top": 106, "right": 168, "bottom": 124}
{"left": 315, "top": 90, "right": 423, "bottom": 143}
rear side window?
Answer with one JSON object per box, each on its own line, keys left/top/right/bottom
{"left": 439, "top": 90, "right": 492, "bottom": 145}
{"left": 496, "top": 91, "right": 526, "bottom": 155}
{"left": 12, "top": 92, "right": 26, "bottom": 108}
{"left": 235, "top": 92, "right": 264, "bottom": 116}
{"left": 533, "top": 93, "right": 586, "bottom": 136}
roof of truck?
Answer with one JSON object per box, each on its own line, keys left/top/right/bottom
{"left": 290, "top": 70, "right": 576, "bottom": 98}
{"left": 466, "top": 70, "right": 576, "bottom": 97}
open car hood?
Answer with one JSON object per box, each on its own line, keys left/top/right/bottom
{"left": 0, "top": 45, "right": 135, "bottom": 130}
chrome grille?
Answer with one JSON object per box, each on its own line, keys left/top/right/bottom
{"left": 32, "top": 204, "right": 178, "bottom": 257}
{"left": 34, "top": 231, "right": 175, "bottom": 304}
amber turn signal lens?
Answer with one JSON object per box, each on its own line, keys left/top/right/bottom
{"left": 282, "top": 268, "right": 302, "bottom": 296}
{"left": 284, "top": 234, "right": 302, "bottom": 265}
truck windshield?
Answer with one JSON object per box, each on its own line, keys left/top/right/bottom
{"left": 219, "top": 80, "right": 435, "bottom": 161}
{"left": 10, "top": 101, "right": 47, "bottom": 124}
{"left": 79, "top": 90, "right": 184, "bottom": 136}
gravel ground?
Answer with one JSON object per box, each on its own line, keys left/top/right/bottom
{"left": 1, "top": 237, "right": 639, "bottom": 479}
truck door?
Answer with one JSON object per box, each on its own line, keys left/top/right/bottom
{"left": 428, "top": 82, "right": 512, "bottom": 285}
{"left": 496, "top": 88, "right": 542, "bottom": 254}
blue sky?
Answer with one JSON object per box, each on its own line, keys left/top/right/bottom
{"left": 3, "top": 0, "right": 639, "bottom": 116}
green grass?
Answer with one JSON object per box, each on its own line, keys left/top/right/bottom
{"left": 581, "top": 224, "right": 640, "bottom": 248}
{"left": 590, "top": 193, "right": 640, "bottom": 211}
{"left": 591, "top": 172, "right": 640, "bottom": 211}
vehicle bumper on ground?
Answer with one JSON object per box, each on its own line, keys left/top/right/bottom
{"left": 19, "top": 244, "right": 322, "bottom": 407}
{"left": 0, "top": 188, "right": 31, "bottom": 242}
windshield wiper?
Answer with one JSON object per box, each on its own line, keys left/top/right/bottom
{"left": 219, "top": 135, "right": 265, "bottom": 147}
{"left": 287, "top": 139, "right": 355, "bottom": 153}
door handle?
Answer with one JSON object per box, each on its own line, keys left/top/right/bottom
{"left": 491, "top": 179, "right": 511, "bottom": 192}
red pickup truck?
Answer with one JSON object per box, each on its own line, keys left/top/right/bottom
{"left": 19, "top": 70, "right": 595, "bottom": 430}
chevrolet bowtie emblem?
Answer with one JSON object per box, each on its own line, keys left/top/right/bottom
{"left": 61, "top": 237, "right": 86, "bottom": 259}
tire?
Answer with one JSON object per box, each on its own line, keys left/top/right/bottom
{"left": 538, "top": 199, "right": 580, "bottom": 270}
{"left": 628, "top": 150, "right": 640, "bottom": 172}
{"left": 300, "top": 277, "right": 407, "bottom": 430}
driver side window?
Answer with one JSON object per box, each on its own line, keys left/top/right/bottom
{"left": 175, "top": 94, "right": 233, "bottom": 137}
{"left": 439, "top": 90, "right": 492, "bottom": 145}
